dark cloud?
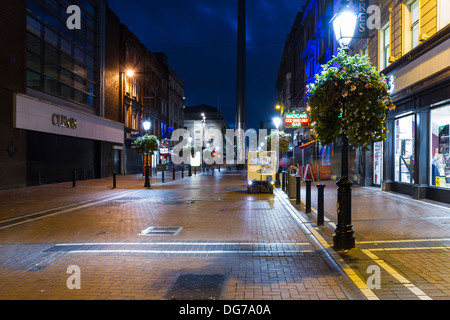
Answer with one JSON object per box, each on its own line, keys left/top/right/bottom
{"left": 108, "top": 0, "right": 305, "bottom": 129}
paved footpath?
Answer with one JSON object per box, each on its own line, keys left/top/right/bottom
{"left": 289, "top": 178, "right": 450, "bottom": 300}
{"left": 0, "top": 170, "right": 362, "bottom": 300}
{"left": 0, "top": 169, "right": 448, "bottom": 301}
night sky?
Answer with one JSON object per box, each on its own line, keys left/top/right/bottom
{"left": 108, "top": 0, "right": 306, "bottom": 130}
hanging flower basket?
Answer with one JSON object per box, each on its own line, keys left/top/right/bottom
{"left": 306, "top": 50, "right": 395, "bottom": 150}
{"left": 135, "top": 134, "right": 159, "bottom": 155}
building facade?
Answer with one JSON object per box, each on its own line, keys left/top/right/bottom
{"left": 277, "top": 0, "right": 450, "bottom": 203}
{"left": 0, "top": 0, "right": 124, "bottom": 189}
{"left": 184, "top": 104, "right": 230, "bottom": 164}
{"left": 0, "top": 0, "right": 184, "bottom": 189}
{"left": 349, "top": 0, "right": 450, "bottom": 202}
{"left": 276, "top": 0, "right": 336, "bottom": 173}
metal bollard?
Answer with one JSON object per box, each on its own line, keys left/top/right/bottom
{"left": 296, "top": 176, "right": 301, "bottom": 205}
{"left": 305, "top": 179, "right": 312, "bottom": 213}
{"left": 113, "top": 171, "right": 117, "bottom": 189}
{"left": 173, "top": 167, "right": 176, "bottom": 180}
{"left": 73, "top": 171, "right": 77, "bottom": 187}
{"left": 194, "top": 167, "right": 196, "bottom": 175}
{"left": 317, "top": 184, "right": 325, "bottom": 226}
{"left": 181, "top": 167, "right": 184, "bottom": 179}
{"left": 282, "top": 172, "right": 286, "bottom": 193}
{"left": 188, "top": 165, "right": 192, "bottom": 177}
{"left": 162, "top": 170, "right": 165, "bottom": 183}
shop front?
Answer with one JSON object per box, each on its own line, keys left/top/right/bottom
{"left": 382, "top": 32, "right": 450, "bottom": 203}
{"left": 14, "top": 93, "right": 124, "bottom": 185}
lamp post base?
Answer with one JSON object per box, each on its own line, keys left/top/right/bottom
{"left": 144, "top": 166, "right": 151, "bottom": 188}
{"left": 333, "top": 177, "right": 355, "bottom": 250}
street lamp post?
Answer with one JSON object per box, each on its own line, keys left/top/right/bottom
{"left": 331, "top": 3, "right": 357, "bottom": 250}
{"left": 143, "top": 120, "right": 151, "bottom": 188}
{"left": 273, "top": 117, "right": 282, "bottom": 187}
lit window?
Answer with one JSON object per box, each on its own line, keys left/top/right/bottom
{"left": 438, "top": 0, "right": 450, "bottom": 30}
{"left": 430, "top": 105, "right": 450, "bottom": 188}
{"left": 380, "top": 23, "right": 390, "bottom": 70}
{"left": 395, "top": 115, "right": 415, "bottom": 183}
{"left": 410, "top": 0, "right": 419, "bottom": 49}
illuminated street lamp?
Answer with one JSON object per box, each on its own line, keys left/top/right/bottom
{"left": 330, "top": 2, "right": 357, "bottom": 51}
{"left": 143, "top": 120, "right": 151, "bottom": 132}
{"left": 273, "top": 117, "right": 282, "bottom": 131}
{"left": 331, "top": 2, "right": 357, "bottom": 250}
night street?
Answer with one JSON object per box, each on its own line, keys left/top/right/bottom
{"left": 0, "top": 170, "right": 448, "bottom": 300}
{"left": 1, "top": 0, "right": 449, "bottom": 309}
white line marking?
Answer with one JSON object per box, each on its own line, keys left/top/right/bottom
{"left": 62, "top": 249, "right": 315, "bottom": 254}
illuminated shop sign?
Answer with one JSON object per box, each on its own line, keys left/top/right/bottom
{"left": 51, "top": 113, "right": 77, "bottom": 129}
{"left": 284, "top": 112, "right": 309, "bottom": 128}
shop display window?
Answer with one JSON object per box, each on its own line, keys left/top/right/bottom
{"left": 430, "top": 105, "right": 450, "bottom": 188}
{"left": 395, "top": 115, "right": 415, "bottom": 183}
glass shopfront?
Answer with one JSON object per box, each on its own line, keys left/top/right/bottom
{"left": 394, "top": 114, "right": 415, "bottom": 183}
{"left": 373, "top": 141, "right": 383, "bottom": 185}
{"left": 430, "top": 104, "right": 450, "bottom": 188}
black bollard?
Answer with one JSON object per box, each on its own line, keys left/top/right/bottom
{"left": 317, "top": 184, "right": 325, "bottom": 226}
{"left": 113, "top": 171, "right": 117, "bottom": 189}
{"left": 188, "top": 165, "right": 192, "bottom": 177}
{"left": 181, "top": 167, "right": 184, "bottom": 179}
{"left": 296, "top": 176, "right": 301, "bottom": 205}
{"left": 305, "top": 179, "right": 312, "bottom": 213}
{"left": 194, "top": 167, "right": 196, "bottom": 175}
{"left": 276, "top": 168, "right": 280, "bottom": 187}
{"left": 144, "top": 166, "right": 151, "bottom": 188}
{"left": 282, "top": 172, "right": 286, "bottom": 193}
{"left": 72, "top": 171, "right": 76, "bottom": 188}
{"left": 162, "top": 170, "right": 165, "bottom": 183}
{"left": 173, "top": 167, "right": 176, "bottom": 180}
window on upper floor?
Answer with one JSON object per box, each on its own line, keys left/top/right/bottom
{"left": 380, "top": 23, "right": 390, "bottom": 70}
{"left": 410, "top": 0, "right": 420, "bottom": 49}
{"left": 438, "top": 0, "right": 450, "bottom": 30}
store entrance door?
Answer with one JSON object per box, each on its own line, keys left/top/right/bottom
{"left": 373, "top": 142, "right": 383, "bottom": 186}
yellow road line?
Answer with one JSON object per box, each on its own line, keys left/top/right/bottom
{"left": 361, "top": 249, "right": 433, "bottom": 300}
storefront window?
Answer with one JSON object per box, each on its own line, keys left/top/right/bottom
{"left": 373, "top": 141, "right": 383, "bottom": 185}
{"left": 430, "top": 105, "right": 450, "bottom": 188}
{"left": 395, "top": 115, "right": 415, "bottom": 183}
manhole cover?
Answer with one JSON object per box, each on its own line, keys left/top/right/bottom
{"left": 139, "top": 226, "right": 183, "bottom": 236}
{"left": 163, "top": 273, "right": 228, "bottom": 300}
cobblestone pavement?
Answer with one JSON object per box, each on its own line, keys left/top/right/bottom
{"left": 0, "top": 170, "right": 362, "bottom": 300}
{"left": 287, "top": 179, "right": 450, "bottom": 300}
{"left": 0, "top": 170, "right": 448, "bottom": 301}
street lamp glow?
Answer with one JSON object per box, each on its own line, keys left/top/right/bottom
{"left": 275, "top": 104, "right": 281, "bottom": 110}
{"left": 143, "top": 120, "right": 151, "bottom": 131}
{"left": 126, "top": 69, "right": 135, "bottom": 77}
{"left": 273, "top": 117, "right": 282, "bottom": 130}
{"left": 331, "top": 10, "right": 357, "bottom": 49}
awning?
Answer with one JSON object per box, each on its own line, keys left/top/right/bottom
{"left": 298, "top": 139, "right": 318, "bottom": 149}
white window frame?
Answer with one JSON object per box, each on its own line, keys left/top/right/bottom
{"left": 438, "top": 0, "right": 450, "bottom": 30}
{"left": 380, "top": 22, "right": 390, "bottom": 70}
